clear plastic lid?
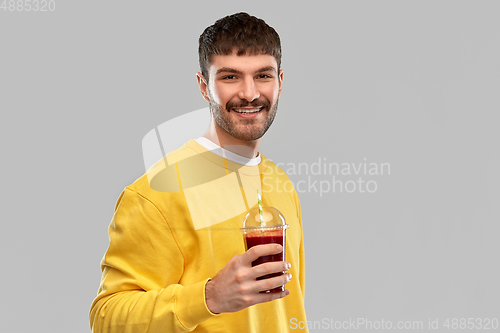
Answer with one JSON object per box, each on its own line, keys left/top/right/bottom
{"left": 241, "top": 206, "right": 288, "bottom": 230}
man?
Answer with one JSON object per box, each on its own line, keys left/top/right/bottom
{"left": 90, "top": 12, "right": 308, "bottom": 332}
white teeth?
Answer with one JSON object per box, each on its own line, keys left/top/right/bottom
{"left": 233, "top": 108, "right": 262, "bottom": 114}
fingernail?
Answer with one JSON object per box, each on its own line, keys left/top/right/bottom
{"left": 286, "top": 262, "right": 291, "bottom": 270}
{"left": 287, "top": 273, "right": 292, "bottom": 281}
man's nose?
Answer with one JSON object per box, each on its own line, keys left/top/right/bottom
{"left": 238, "top": 77, "right": 260, "bottom": 102}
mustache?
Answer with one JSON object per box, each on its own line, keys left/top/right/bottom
{"left": 226, "top": 99, "right": 271, "bottom": 111}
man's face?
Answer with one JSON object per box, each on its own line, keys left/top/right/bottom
{"left": 200, "top": 51, "right": 283, "bottom": 142}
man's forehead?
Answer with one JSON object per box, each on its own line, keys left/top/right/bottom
{"left": 209, "top": 52, "right": 278, "bottom": 74}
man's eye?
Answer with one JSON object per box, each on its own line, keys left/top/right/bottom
{"left": 258, "top": 74, "right": 272, "bottom": 79}
{"left": 223, "top": 75, "right": 236, "bottom": 80}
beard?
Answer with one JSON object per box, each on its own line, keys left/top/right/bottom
{"left": 208, "top": 93, "right": 279, "bottom": 142}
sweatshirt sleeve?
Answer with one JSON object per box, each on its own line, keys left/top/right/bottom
{"left": 294, "top": 189, "right": 306, "bottom": 300}
{"left": 89, "top": 188, "right": 218, "bottom": 333}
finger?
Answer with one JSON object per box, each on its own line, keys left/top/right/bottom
{"left": 254, "top": 273, "right": 292, "bottom": 293}
{"left": 252, "top": 288, "right": 290, "bottom": 305}
{"left": 242, "top": 244, "right": 283, "bottom": 264}
{"left": 249, "top": 261, "right": 290, "bottom": 280}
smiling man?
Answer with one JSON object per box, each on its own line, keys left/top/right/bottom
{"left": 90, "top": 12, "right": 308, "bottom": 332}
{"left": 199, "top": 53, "right": 281, "bottom": 146}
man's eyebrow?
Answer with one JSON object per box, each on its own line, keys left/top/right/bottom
{"left": 255, "top": 66, "right": 277, "bottom": 74}
{"left": 215, "top": 66, "right": 277, "bottom": 75}
{"left": 215, "top": 68, "right": 243, "bottom": 75}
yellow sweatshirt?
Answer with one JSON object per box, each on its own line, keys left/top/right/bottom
{"left": 89, "top": 139, "right": 308, "bottom": 332}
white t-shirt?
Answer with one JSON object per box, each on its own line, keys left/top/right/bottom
{"left": 194, "top": 137, "right": 261, "bottom": 166}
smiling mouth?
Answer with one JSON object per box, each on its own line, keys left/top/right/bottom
{"left": 232, "top": 107, "right": 263, "bottom": 114}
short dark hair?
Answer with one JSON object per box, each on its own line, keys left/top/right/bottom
{"left": 198, "top": 12, "right": 282, "bottom": 81}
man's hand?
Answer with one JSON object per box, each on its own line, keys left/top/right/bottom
{"left": 205, "top": 244, "right": 291, "bottom": 314}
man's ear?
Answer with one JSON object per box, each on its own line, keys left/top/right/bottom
{"left": 196, "top": 72, "right": 210, "bottom": 103}
{"left": 278, "top": 69, "right": 283, "bottom": 98}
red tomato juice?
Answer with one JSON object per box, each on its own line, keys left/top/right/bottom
{"left": 244, "top": 229, "right": 286, "bottom": 293}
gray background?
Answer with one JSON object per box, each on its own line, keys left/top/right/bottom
{"left": 1, "top": 1, "right": 499, "bottom": 332}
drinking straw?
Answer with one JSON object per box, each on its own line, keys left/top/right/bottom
{"left": 257, "top": 189, "right": 264, "bottom": 233}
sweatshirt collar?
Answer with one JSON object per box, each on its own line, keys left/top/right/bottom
{"left": 194, "top": 137, "right": 261, "bottom": 166}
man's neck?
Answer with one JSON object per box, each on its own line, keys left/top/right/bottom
{"left": 202, "top": 119, "right": 260, "bottom": 159}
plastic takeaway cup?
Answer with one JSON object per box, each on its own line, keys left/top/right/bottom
{"left": 240, "top": 206, "right": 289, "bottom": 293}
